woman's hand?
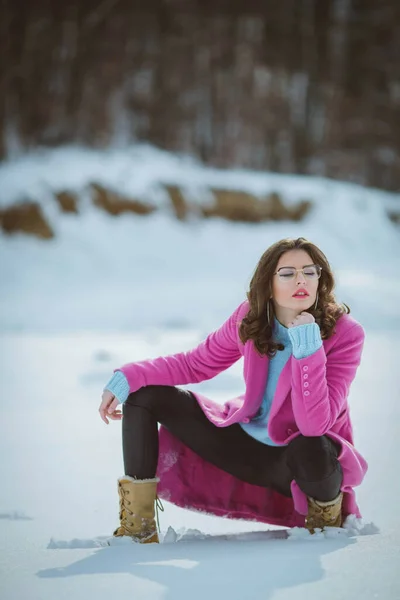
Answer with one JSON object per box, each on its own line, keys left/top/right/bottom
{"left": 288, "top": 311, "right": 315, "bottom": 328}
{"left": 99, "top": 390, "right": 123, "bottom": 424}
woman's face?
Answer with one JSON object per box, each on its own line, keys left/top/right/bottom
{"left": 271, "top": 249, "right": 319, "bottom": 315}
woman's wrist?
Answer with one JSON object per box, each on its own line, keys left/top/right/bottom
{"left": 104, "top": 371, "right": 130, "bottom": 404}
{"left": 288, "top": 322, "right": 322, "bottom": 359}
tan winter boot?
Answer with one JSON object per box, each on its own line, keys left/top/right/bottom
{"left": 305, "top": 492, "right": 343, "bottom": 534}
{"left": 113, "top": 476, "right": 163, "bottom": 543}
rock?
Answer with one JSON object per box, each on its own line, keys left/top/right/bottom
{"left": 90, "top": 183, "right": 156, "bottom": 216}
{"left": 202, "top": 189, "right": 263, "bottom": 222}
{"left": 202, "top": 189, "right": 312, "bottom": 222}
{"left": 164, "top": 185, "right": 189, "bottom": 220}
{"left": 0, "top": 202, "right": 54, "bottom": 239}
{"left": 55, "top": 191, "right": 78, "bottom": 213}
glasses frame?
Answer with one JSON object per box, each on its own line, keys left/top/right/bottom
{"left": 273, "top": 264, "right": 322, "bottom": 280}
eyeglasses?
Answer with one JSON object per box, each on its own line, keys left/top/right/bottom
{"left": 273, "top": 264, "right": 322, "bottom": 281}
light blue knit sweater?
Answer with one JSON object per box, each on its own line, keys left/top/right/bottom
{"left": 104, "top": 318, "right": 322, "bottom": 446}
{"left": 239, "top": 317, "right": 321, "bottom": 446}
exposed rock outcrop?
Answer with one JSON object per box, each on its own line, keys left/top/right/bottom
{"left": 55, "top": 191, "right": 79, "bottom": 213}
{"left": 0, "top": 202, "right": 54, "bottom": 239}
{"left": 203, "top": 190, "right": 311, "bottom": 222}
{"left": 91, "top": 184, "right": 156, "bottom": 216}
{"left": 165, "top": 186, "right": 190, "bottom": 220}
{"left": 0, "top": 185, "right": 312, "bottom": 239}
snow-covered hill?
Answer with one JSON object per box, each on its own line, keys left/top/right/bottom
{"left": 0, "top": 144, "right": 399, "bottom": 332}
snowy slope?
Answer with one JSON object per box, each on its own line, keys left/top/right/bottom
{"left": 0, "top": 144, "right": 399, "bottom": 333}
{"left": 0, "top": 145, "right": 399, "bottom": 599}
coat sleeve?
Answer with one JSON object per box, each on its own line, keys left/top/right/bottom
{"left": 115, "top": 302, "right": 245, "bottom": 394}
{"left": 290, "top": 321, "right": 365, "bottom": 436}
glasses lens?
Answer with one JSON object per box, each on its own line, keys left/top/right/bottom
{"left": 304, "top": 266, "right": 319, "bottom": 279}
{"left": 278, "top": 268, "right": 296, "bottom": 279}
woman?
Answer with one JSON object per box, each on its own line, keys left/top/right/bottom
{"left": 99, "top": 237, "right": 367, "bottom": 543}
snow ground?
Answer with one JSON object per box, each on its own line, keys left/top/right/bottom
{"left": 0, "top": 145, "right": 399, "bottom": 599}
{"left": 0, "top": 326, "right": 399, "bottom": 600}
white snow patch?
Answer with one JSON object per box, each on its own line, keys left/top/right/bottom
{"left": 47, "top": 518, "right": 379, "bottom": 550}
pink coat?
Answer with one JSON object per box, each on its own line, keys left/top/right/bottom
{"left": 118, "top": 300, "right": 368, "bottom": 528}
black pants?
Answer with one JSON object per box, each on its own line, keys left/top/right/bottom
{"left": 122, "top": 385, "right": 343, "bottom": 502}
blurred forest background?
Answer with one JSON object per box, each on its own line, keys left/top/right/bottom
{"left": 1, "top": 0, "right": 399, "bottom": 191}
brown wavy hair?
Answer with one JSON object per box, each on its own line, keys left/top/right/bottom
{"left": 239, "top": 237, "right": 350, "bottom": 358}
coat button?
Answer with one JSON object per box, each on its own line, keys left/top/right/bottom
{"left": 304, "top": 390, "right": 310, "bottom": 396}
{"left": 303, "top": 366, "right": 309, "bottom": 372}
{"left": 304, "top": 382, "right": 309, "bottom": 388}
{"left": 242, "top": 417, "right": 250, "bottom": 424}
{"left": 287, "top": 428, "right": 293, "bottom": 436}
{"left": 303, "top": 374, "right": 308, "bottom": 380}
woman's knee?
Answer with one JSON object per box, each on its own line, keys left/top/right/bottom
{"left": 124, "top": 385, "right": 166, "bottom": 411}
{"left": 124, "top": 385, "right": 182, "bottom": 416}
{"left": 286, "top": 434, "right": 339, "bottom": 481}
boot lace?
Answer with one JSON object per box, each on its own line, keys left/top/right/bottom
{"left": 118, "top": 482, "right": 165, "bottom": 531}
{"left": 118, "top": 484, "right": 133, "bottom": 524}
{"left": 155, "top": 496, "right": 164, "bottom": 532}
